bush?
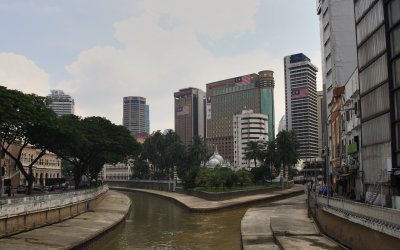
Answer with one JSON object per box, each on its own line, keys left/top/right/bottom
{"left": 235, "top": 169, "right": 253, "bottom": 186}
{"left": 182, "top": 167, "right": 199, "bottom": 189}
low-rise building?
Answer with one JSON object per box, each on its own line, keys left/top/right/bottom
{"left": 99, "top": 162, "right": 131, "bottom": 181}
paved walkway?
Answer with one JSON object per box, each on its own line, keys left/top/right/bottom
{"left": 111, "top": 185, "right": 304, "bottom": 212}
{"left": 0, "top": 190, "right": 131, "bottom": 250}
{"left": 241, "top": 195, "right": 343, "bottom": 250}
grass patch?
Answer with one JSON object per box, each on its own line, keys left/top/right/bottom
{"left": 193, "top": 183, "right": 279, "bottom": 193}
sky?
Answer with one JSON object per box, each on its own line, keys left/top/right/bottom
{"left": 0, "top": 0, "right": 322, "bottom": 135}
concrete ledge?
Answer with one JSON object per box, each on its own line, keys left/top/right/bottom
{"left": 111, "top": 185, "right": 304, "bottom": 212}
{"left": 0, "top": 190, "right": 131, "bottom": 249}
{"left": 0, "top": 185, "right": 108, "bottom": 238}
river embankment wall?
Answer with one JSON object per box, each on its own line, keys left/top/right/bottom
{"left": 0, "top": 185, "right": 108, "bottom": 237}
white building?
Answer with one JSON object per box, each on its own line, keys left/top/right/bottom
{"left": 99, "top": 162, "right": 131, "bottom": 181}
{"left": 233, "top": 110, "right": 268, "bottom": 169}
{"left": 278, "top": 115, "right": 286, "bottom": 133}
{"left": 284, "top": 53, "right": 319, "bottom": 161}
{"left": 316, "top": 0, "right": 358, "bottom": 108}
{"left": 46, "top": 90, "right": 75, "bottom": 117}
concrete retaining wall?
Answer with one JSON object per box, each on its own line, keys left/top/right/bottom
{"left": 177, "top": 186, "right": 281, "bottom": 201}
{"left": 106, "top": 180, "right": 175, "bottom": 191}
{"left": 0, "top": 185, "right": 108, "bottom": 237}
{"left": 315, "top": 208, "right": 399, "bottom": 250}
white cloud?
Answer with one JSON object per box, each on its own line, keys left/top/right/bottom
{"left": 58, "top": 0, "right": 287, "bottom": 133}
{"left": 0, "top": 52, "right": 50, "bottom": 96}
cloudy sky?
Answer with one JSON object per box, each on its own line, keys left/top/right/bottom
{"left": 0, "top": 0, "right": 321, "bottom": 134}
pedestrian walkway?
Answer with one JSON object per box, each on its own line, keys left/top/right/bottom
{"left": 0, "top": 190, "right": 131, "bottom": 250}
{"left": 111, "top": 185, "right": 304, "bottom": 212}
{"left": 241, "top": 195, "right": 343, "bottom": 250}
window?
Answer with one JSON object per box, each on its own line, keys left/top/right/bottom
{"left": 395, "top": 58, "right": 400, "bottom": 88}
{"left": 389, "top": 0, "right": 400, "bottom": 27}
{"left": 391, "top": 25, "right": 400, "bottom": 56}
{"left": 395, "top": 90, "right": 400, "bottom": 120}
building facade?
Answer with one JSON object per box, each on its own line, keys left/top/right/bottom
{"left": 317, "top": 0, "right": 358, "bottom": 111}
{"left": 278, "top": 115, "right": 287, "bottom": 133}
{"left": 174, "top": 87, "right": 206, "bottom": 146}
{"left": 99, "top": 162, "right": 131, "bottom": 181}
{"left": 353, "top": 0, "right": 400, "bottom": 202}
{"left": 123, "top": 96, "right": 148, "bottom": 137}
{"left": 233, "top": 110, "right": 268, "bottom": 169}
{"left": 206, "top": 70, "right": 275, "bottom": 162}
{"left": 20, "top": 146, "right": 62, "bottom": 187}
{"left": 46, "top": 90, "right": 75, "bottom": 116}
{"left": 145, "top": 105, "right": 150, "bottom": 134}
{"left": 317, "top": 90, "right": 324, "bottom": 160}
{"left": 284, "top": 53, "right": 319, "bottom": 161}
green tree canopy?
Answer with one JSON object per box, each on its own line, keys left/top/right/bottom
{"left": 0, "top": 86, "right": 58, "bottom": 194}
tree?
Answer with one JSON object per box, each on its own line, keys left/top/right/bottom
{"left": 142, "top": 130, "right": 185, "bottom": 179}
{"left": 276, "top": 130, "right": 299, "bottom": 179}
{"left": 187, "top": 136, "right": 208, "bottom": 167}
{"left": 48, "top": 115, "right": 139, "bottom": 188}
{"left": 244, "top": 140, "right": 264, "bottom": 168}
{"left": 0, "top": 86, "right": 58, "bottom": 194}
{"left": 235, "top": 169, "right": 253, "bottom": 186}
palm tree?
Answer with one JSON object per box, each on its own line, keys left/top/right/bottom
{"left": 188, "top": 136, "right": 208, "bottom": 167}
{"left": 245, "top": 140, "right": 264, "bottom": 168}
{"left": 276, "top": 130, "right": 299, "bottom": 179}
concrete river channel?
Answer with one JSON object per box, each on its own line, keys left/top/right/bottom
{"left": 88, "top": 191, "right": 247, "bottom": 249}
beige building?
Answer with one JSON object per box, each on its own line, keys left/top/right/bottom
{"left": 99, "top": 162, "right": 131, "bottom": 181}
{"left": 19, "top": 146, "right": 62, "bottom": 186}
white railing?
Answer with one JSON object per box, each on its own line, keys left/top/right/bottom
{"left": 0, "top": 185, "right": 108, "bottom": 218}
{"left": 317, "top": 195, "right": 400, "bottom": 227}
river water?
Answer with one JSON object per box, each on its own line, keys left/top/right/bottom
{"left": 88, "top": 191, "right": 247, "bottom": 250}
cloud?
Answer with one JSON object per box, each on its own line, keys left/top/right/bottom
{"left": 58, "top": 0, "right": 287, "bottom": 133}
{"left": 0, "top": 52, "right": 50, "bottom": 96}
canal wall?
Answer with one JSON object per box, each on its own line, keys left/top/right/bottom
{"left": 0, "top": 185, "right": 108, "bottom": 238}
{"left": 308, "top": 194, "right": 400, "bottom": 249}
{"left": 177, "top": 186, "right": 282, "bottom": 201}
{"left": 106, "top": 180, "right": 175, "bottom": 191}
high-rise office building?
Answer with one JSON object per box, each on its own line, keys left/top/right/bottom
{"left": 123, "top": 96, "right": 148, "bottom": 137}
{"left": 284, "top": 53, "right": 318, "bottom": 160}
{"left": 145, "top": 105, "right": 150, "bottom": 134}
{"left": 46, "top": 90, "right": 75, "bottom": 117}
{"left": 206, "top": 70, "right": 275, "bottom": 163}
{"left": 352, "top": 0, "right": 400, "bottom": 198}
{"left": 233, "top": 110, "right": 268, "bottom": 169}
{"left": 317, "top": 90, "right": 324, "bottom": 160}
{"left": 278, "top": 115, "right": 287, "bottom": 133}
{"left": 174, "top": 87, "right": 206, "bottom": 146}
{"left": 317, "top": 0, "right": 358, "bottom": 107}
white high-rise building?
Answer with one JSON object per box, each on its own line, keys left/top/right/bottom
{"left": 233, "top": 110, "right": 268, "bottom": 169}
{"left": 46, "top": 90, "right": 75, "bottom": 117}
{"left": 123, "top": 96, "right": 148, "bottom": 137}
{"left": 316, "top": 0, "right": 358, "bottom": 107}
{"left": 284, "top": 53, "right": 318, "bottom": 161}
{"left": 278, "top": 115, "right": 286, "bottom": 133}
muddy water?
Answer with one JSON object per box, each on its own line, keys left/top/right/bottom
{"left": 88, "top": 191, "right": 247, "bottom": 250}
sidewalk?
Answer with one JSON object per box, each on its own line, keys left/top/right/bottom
{"left": 0, "top": 190, "right": 131, "bottom": 250}
{"left": 111, "top": 185, "right": 304, "bottom": 212}
{"left": 241, "top": 195, "right": 343, "bottom": 250}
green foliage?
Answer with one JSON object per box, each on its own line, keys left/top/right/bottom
{"left": 235, "top": 169, "right": 253, "bottom": 186}
{"left": 195, "top": 167, "right": 211, "bottom": 187}
{"left": 244, "top": 140, "right": 265, "bottom": 168}
{"left": 182, "top": 166, "right": 199, "bottom": 189}
{"left": 187, "top": 136, "right": 208, "bottom": 167}
{"left": 276, "top": 130, "right": 299, "bottom": 179}
{"left": 0, "top": 86, "right": 58, "bottom": 194}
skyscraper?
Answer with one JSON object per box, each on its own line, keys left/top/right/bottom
{"left": 145, "top": 105, "right": 150, "bottom": 134}
{"left": 174, "top": 87, "right": 206, "bottom": 146}
{"left": 284, "top": 53, "right": 318, "bottom": 160}
{"left": 123, "top": 96, "right": 148, "bottom": 137}
{"left": 206, "top": 70, "right": 275, "bottom": 163}
{"left": 352, "top": 0, "right": 400, "bottom": 198}
{"left": 46, "top": 90, "right": 75, "bottom": 117}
